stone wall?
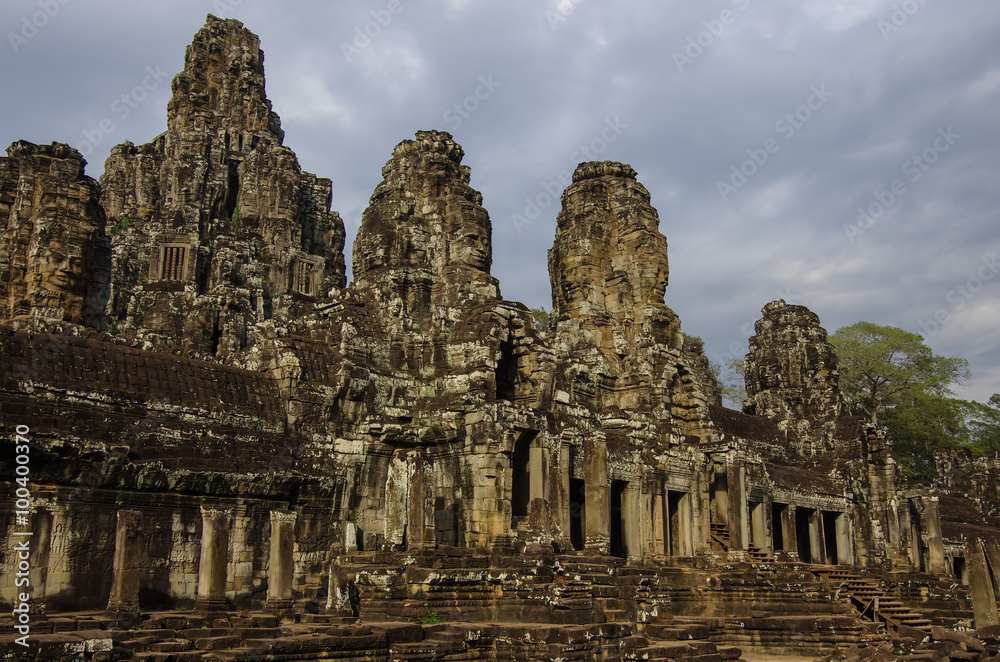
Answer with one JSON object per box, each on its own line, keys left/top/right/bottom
{"left": 1, "top": 14, "right": 998, "bottom": 658}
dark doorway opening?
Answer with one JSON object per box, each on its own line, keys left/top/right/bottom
{"left": 610, "top": 480, "right": 628, "bottom": 558}
{"left": 496, "top": 338, "right": 517, "bottom": 401}
{"left": 668, "top": 491, "right": 684, "bottom": 556}
{"left": 823, "top": 511, "right": 839, "bottom": 565}
{"left": 511, "top": 434, "right": 531, "bottom": 518}
{"left": 570, "top": 478, "right": 585, "bottom": 550}
{"left": 795, "top": 508, "right": 813, "bottom": 563}
{"left": 772, "top": 503, "right": 787, "bottom": 551}
{"left": 953, "top": 556, "right": 968, "bottom": 584}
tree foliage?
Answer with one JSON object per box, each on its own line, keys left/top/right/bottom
{"left": 719, "top": 356, "right": 747, "bottom": 408}
{"left": 828, "top": 321, "right": 988, "bottom": 479}
{"left": 829, "top": 321, "right": 969, "bottom": 428}
{"left": 968, "top": 393, "right": 1000, "bottom": 453}
{"left": 529, "top": 307, "right": 550, "bottom": 333}
{"left": 881, "top": 391, "right": 971, "bottom": 478}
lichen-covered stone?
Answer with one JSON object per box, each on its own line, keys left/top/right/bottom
{"left": 743, "top": 299, "right": 841, "bottom": 452}
{"left": 0, "top": 141, "right": 109, "bottom": 327}
{"left": 101, "top": 14, "right": 345, "bottom": 357}
{"left": 0, "top": 16, "right": 997, "bottom": 659}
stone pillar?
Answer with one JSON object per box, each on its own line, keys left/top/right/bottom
{"left": 809, "top": 510, "right": 825, "bottom": 564}
{"left": 652, "top": 491, "right": 666, "bottom": 556}
{"left": 527, "top": 443, "right": 550, "bottom": 537}
{"left": 45, "top": 506, "right": 70, "bottom": 599}
{"left": 557, "top": 444, "right": 572, "bottom": 550}
{"left": 584, "top": 438, "right": 609, "bottom": 554}
{"left": 749, "top": 502, "right": 766, "bottom": 552}
{"left": 726, "top": 461, "right": 748, "bottom": 551}
{"left": 784, "top": 506, "right": 799, "bottom": 557}
{"left": 677, "top": 492, "right": 694, "bottom": 557}
{"left": 886, "top": 498, "right": 902, "bottom": 555}
{"left": 622, "top": 484, "right": 642, "bottom": 562}
{"left": 835, "top": 512, "right": 855, "bottom": 566}
{"left": 28, "top": 508, "right": 53, "bottom": 614}
{"left": 967, "top": 538, "right": 1000, "bottom": 628}
{"left": 408, "top": 453, "right": 432, "bottom": 550}
{"left": 194, "top": 506, "right": 231, "bottom": 615}
{"left": 761, "top": 496, "right": 775, "bottom": 554}
{"left": 106, "top": 510, "right": 143, "bottom": 621}
{"left": 384, "top": 451, "right": 411, "bottom": 550}
{"left": 266, "top": 510, "right": 296, "bottom": 619}
{"left": 921, "top": 497, "right": 946, "bottom": 574}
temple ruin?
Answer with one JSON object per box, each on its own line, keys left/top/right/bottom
{"left": 1, "top": 15, "right": 999, "bottom": 662}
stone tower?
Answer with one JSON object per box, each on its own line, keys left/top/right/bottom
{"left": 0, "top": 141, "right": 109, "bottom": 328}
{"left": 547, "top": 161, "right": 713, "bottom": 433}
{"left": 743, "top": 299, "right": 842, "bottom": 452}
{"left": 101, "top": 15, "right": 346, "bottom": 356}
{"left": 352, "top": 129, "right": 500, "bottom": 315}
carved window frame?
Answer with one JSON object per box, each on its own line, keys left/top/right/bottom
{"left": 151, "top": 242, "right": 191, "bottom": 282}
{"left": 291, "top": 257, "right": 322, "bottom": 297}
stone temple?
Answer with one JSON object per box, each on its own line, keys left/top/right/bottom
{"left": 1, "top": 15, "right": 999, "bottom": 662}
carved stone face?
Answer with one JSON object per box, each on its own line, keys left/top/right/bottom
{"left": 24, "top": 222, "right": 95, "bottom": 322}
{"left": 450, "top": 221, "right": 490, "bottom": 272}
{"left": 37, "top": 244, "right": 85, "bottom": 293}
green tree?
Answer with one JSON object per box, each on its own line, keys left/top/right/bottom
{"left": 719, "top": 356, "right": 747, "bottom": 408}
{"left": 529, "top": 307, "right": 550, "bottom": 333}
{"left": 967, "top": 393, "right": 1000, "bottom": 453}
{"left": 881, "top": 391, "right": 971, "bottom": 478}
{"left": 829, "top": 322, "right": 970, "bottom": 428}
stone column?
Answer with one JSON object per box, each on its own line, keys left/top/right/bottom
{"left": 622, "top": 483, "right": 642, "bottom": 562}
{"left": 194, "top": 506, "right": 231, "bottom": 615}
{"left": 527, "top": 443, "right": 551, "bottom": 538}
{"left": 584, "top": 438, "right": 609, "bottom": 554}
{"left": 384, "top": 451, "right": 411, "bottom": 550}
{"left": 556, "top": 443, "right": 572, "bottom": 551}
{"left": 651, "top": 491, "right": 665, "bottom": 556}
{"left": 749, "top": 502, "right": 766, "bottom": 552}
{"left": 28, "top": 508, "right": 53, "bottom": 614}
{"left": 809, "top": 510, "right": 825, "bottom": 564}
{"left": 784, "top": 506, "right": 799, "bottom": 558}
{"left": 967, "top": 538, "right": 1000, "bottom": 628}
{"left": 106, "top": 510, "right": 143, "bottom": 621}
{"left": 921, "top": 497, "right": 946, "bottom": 574}
{"left": 835, "top": 512, "right": 855, "bottom": 566}
{"left": 726, "top": 461, "right": 748, "bottom": 551}
{"left": 677, "top": 492, "right": 694, "bottom": 557}
{"left": 266, "top": 510, "right": 297, "bottom": 619}
{"left": 761, "top": 496, "right": 774, "bottom": 555}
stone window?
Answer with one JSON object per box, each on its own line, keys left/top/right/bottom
{"left": 158, "top": 244, "right": 189, "bottom": 281}
{"left": 292, "top": 258, "right": 320, "bottom": 296}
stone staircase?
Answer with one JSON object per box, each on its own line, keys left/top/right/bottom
{"left": 710, "top": 522, "right": 730, "bottom": 552}
{"left": 0, "top": 611, "right": 744, "bottom": 661}
{"left": 815, "top": 567, "right": 934, "bottom": 637}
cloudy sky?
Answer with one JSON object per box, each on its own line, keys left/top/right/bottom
{"left": 3, "top": 0, "right": 999, "bottom": 404}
